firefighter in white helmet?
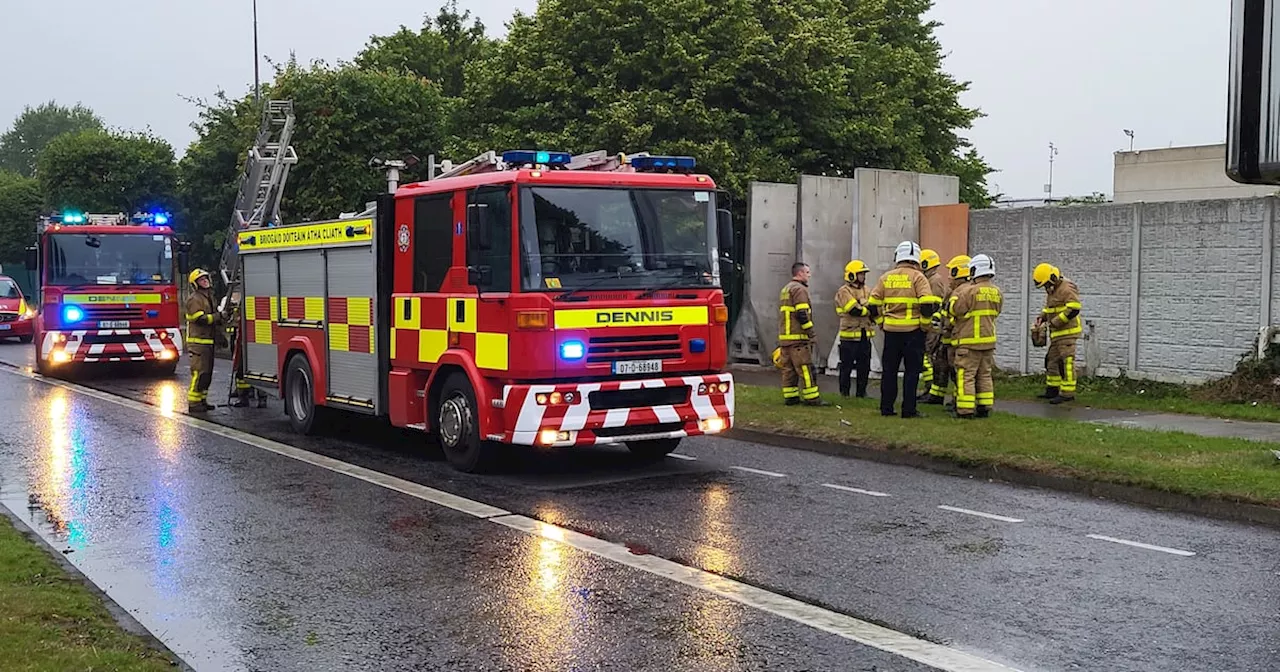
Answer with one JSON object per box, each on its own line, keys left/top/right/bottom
{"left": 948, "top": 253, "right": 1002, "bottom": 418}
{"left": 868, "top": 241, "right": 940, "bottom": 418}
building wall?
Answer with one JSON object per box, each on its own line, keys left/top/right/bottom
{"left": 1113, "top": 144, "right": 1277, "bottom": 203}
{"left": 970, "top": 197, "right": 1276, "bottom": 382}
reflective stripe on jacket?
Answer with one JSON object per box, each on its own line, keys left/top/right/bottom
{"left": 779, "top": 280, "right": 814, "bottom": 342}
{"left": 1043, "top": 278, "right": 1083, "bottom": 341}
{"left": 834, "top": 282, "right": 873, "bottom": 339}
{"left": 869, "top": 262, "right": 941, "bottom": 332}
{"left": 949, "top": 278, "right": 1002, "bottom": 349}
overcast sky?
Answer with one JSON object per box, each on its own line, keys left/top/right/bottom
{"left": 0, "top": 0, "right": 1231, "bottom": 200}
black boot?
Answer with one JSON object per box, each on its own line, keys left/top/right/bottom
{"left": 922, "top": 394, "right": 945, "bottom": 405}
{"left": 1049, "top": 395, "right": 1075, "bottom": 405}
{"left": 785, "top": 398, "right": 801, "bottom": 406}
{"left": 976, "top": 406, "right": 991, "bottom": 418}
{"left": 1038, "top": 386, "right": 1059, "bottom": 399}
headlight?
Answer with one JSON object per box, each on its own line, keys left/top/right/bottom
{"left": 21, "top": 309, "right": 34, "bottom": 320}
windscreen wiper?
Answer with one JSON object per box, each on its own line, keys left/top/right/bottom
{"left": 635, "top": 268, "right": 707, "bottom": 300}
{"left": 555, "top": 274, "right": 619, "bottom": 302}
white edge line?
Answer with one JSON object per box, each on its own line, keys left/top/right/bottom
{"left": 3, "top": 365, "right": 1023, "bottom": 672}
{"left": 937, "top": 505, "right": 1024, "bottom": 523}
{"left": 731, "top": 465, "right": 786, "bottom": 478}
{"left": 1086, "top": 534, "right": 1196, "bottom": 557}
{"left": 667, "top": 453, "right": 698, "bottom": 461}
{"left": 821, "top": 483, "right": 892, "bottom": 498}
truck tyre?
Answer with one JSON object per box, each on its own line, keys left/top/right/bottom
{"left": 437, "top": 373, "right": 496, "bottom": 473}
{"left": 154, "top": 360, "right": 179, "bottom": 378}
{"left": 285, "top": 354, "right": 326, "bottom": 435}
{"left": 627, "top": 438, "right": 681, "bottom": 462}
{"left": 17, "top": 335, "right": 32, "bottom": 344}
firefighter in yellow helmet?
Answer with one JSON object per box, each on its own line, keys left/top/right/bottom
{"left": 184, "top": 269, "right": 227, "bottom": 413}
{"left": 777, "top": 262, "right": 828, "bottom": 405}
{"left": 1033, "top": 262, "right": 1082, "bottom": 404}
{"left": 949, "top": 254, "right": 1002, "bottom": 418}
{"left": 833, "top": 259, "right": 873, "bottom": 397}
{"left": 933, "top": 254, "right": 971, "bottom": 406}
{"left": 917, "top": 249, "right": 947, "bottom": 404}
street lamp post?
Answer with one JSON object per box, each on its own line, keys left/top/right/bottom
{"left": 1045, "top": 143, "right": 1059, "bottom": 201}
{"left": 1123, "top": 129, "right": 1135, "bottom": 152}
{"left": 253, "top": 0, "right": 261, "bottom": 104}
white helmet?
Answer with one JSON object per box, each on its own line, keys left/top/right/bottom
{"left": 969, "top": 253, "right": 995, "bottom": 279}
{"left": 894, "top": 240, "right": 921, "bottom": 264}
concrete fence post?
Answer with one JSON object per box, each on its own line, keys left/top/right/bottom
{"left": 1128, "top": 204, "right": 1142, "bottom": 375}
{"left": 1020, "top": 208, "right": 1032, "bottom": 374}
{"left": 1262, "top": 196, "right": 1275, "bottom": 330}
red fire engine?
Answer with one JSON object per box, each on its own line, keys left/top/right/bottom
{"left": 26, "top": 211, "right": 187, "bottom": 377}
{"left": 232, "top": 149, "right": 736, "bottom": 471}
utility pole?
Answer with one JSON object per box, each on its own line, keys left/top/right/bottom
{"left": 1123, "top": 129, "right": 1135, "bottom": 152}
{"left": 1045, "top": 143, "right": 1059, "bottom": 201}
{"left": 253, "top": 0, "right": 261, "bottom": 104}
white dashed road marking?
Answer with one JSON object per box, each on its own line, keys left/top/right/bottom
{"left": 1086, "top": 534, "right": 1196, "bottom": 557}
{"left": 937, "top": 505, "right": 1024, "bottom": 523}
{"left": 822, "top": 483, "right": 892, "bottom": 498}
{"left": 731, "top": 465, "right": 787, "bottom": 478}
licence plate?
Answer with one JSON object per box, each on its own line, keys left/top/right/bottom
{"left": 0, "top": 324, "right": 9, "bottom": 331}
{"left": 612, "top": 359, "right": 663, "bottom": 375}
{"left": 98, "top": 320, "right": 130, "bottom": 329}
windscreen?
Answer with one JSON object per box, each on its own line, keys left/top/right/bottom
{"left": 0, "top": 278, "right": 19, "bottom": 299}
{"left": 519, "top": 187, "right": 717, "bottom": 292}
{"left": 46, "top": 234, "right": 174, "bottom": 286}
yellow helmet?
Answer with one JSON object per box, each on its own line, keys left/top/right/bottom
{"left": 772, "top": 347, "right": 785, "bottom": 369}
{"left": 920, "top": 249, "right": 941, "bottom": 272}
{"left": 1033, "top": 263, "right": 1061, "bottom": 288}
{"left": 189, "top": 268, "right": 211, "bottom": 286}
{"left": 947, "top": 255, "right": 971, "bottom": 280}
{"left": 844, "top": 259, "right": 868, "bottom": 282}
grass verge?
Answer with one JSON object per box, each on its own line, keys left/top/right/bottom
{"left": 992, "top": 372, "right": 1280, "bottom": 423}
{"left": 0, "top": 516, "right": 177, "bottom": 671}
{"left": 733, "top": 384, "right": 1280, "bottom": 507}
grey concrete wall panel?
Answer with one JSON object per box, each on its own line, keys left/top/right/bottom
{"left": 968, "top": 208, "right": 1028, "bottom": 372}
{"left": 855, "top": 168, "right": 920, "bottom": 279}
{"left": 731, "top": 182, "right": 798, "bottom": 364}
{"left": 240, "top": 254, "right": 279, "bottom": 376}
{"left": 1028, "top": 204, "right": 1134, "bottom": 378}
{"left": 278, "top": 250, "right": 325, "bottom": 302}
{"left": 918, "top": 174, "right": 960, "bottom": 207}
{"left": 798, "top": 175, "right": 857, "bottom": 363}
{"left": 1138, "top": 199, "right": 1265, "bottom": 379}
{"left": 325, "top": 245, "right": 379, "bottom": 408}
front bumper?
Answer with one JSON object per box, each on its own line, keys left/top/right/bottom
{"left": 40, "top": 328, "right": 183, "bottom": 364}
{"left": 500, "top": 373, "right": 734, "bottom": 446}
{"left": 0, "top": 317, "right": 33, "bottom": 337}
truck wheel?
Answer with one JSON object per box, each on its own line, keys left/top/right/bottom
{"left": 285, "top": 354, "right": 326, "bottom": 435}
{"left": 154, "top": 361, "right": 179, "bottom": 378}
{"left": 17, "top": 335, "right": 32, "bottom": 344}
{"left": 627, "top": 438, "right": 681, "bottom": 462}
{"left": 437, "top": 373, "right": 496, "bottom": 473}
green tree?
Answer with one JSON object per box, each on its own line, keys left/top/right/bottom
{"left": 0, "top": 173, "right": 42, "bottom": 264}
{"left": 178, "top": 61, "right": 452, "bottom": 266}
{"left": 355, "top": 1, "right": 493, "bottom": 98}
{"left": 457, "top": 0, "right": 991, "bottom": 205}
{"left": 0, "top": 101, "right": 104, "bottom": 177}
{"left": 37, "top": 129, "right": 178, "bottom": 215}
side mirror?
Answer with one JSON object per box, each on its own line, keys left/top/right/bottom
{"left": 25, "top": 245, "right": 36, "bottom": 270}
{"left": 716, "top": 209, "right": 733, "bottom": 258}
{"left": 178, "top": 241, "right": 192, "bottom": 276}
{"left": 467, "top": 203, "right": 491, "bottom": 250}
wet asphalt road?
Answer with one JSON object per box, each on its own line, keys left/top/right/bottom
{"left": 1, "top": 341, "right": 1279, "bottom": 671}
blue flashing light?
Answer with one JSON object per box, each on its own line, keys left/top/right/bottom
{"left": 632, "top": 155, "right": 697, "bottom": 172}
{"left": 61, "top": 212, "right": 85, "bottom": 224}
{"left": 153, "top": 213, "right": 169, "bottom": 225}
{"left": 62, "top": 305, "right": 84, "bottom": 324}
{"left": 690, "top": 338, "right": 707, "bottom": 354}
{"left": 503, "top": 150, "right": 571, "bottom": 167}
{"left": 560, "top": 340, "right": 585, "bottom": 361}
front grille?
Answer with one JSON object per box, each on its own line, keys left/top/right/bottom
{"left": 588, "top": 334, "right": 682, "bottom": 363}
{"left": 594, "top": 422, "right": 684, "bottom": 438}
{"left": 81, "top": 305, "right": 145, "bottom": 321}
{"left": 0, "top": 313, "right": 15, "bottom": 323}
{"left": 82, "top": 333, "right": 145, "bottom": 345}
{"left": 589, "top": 386, "right": 689, "bottom": 410}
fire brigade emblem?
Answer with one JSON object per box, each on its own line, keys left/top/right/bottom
{"left": 397, "top": 224, "right": 411, "bottom": 253}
